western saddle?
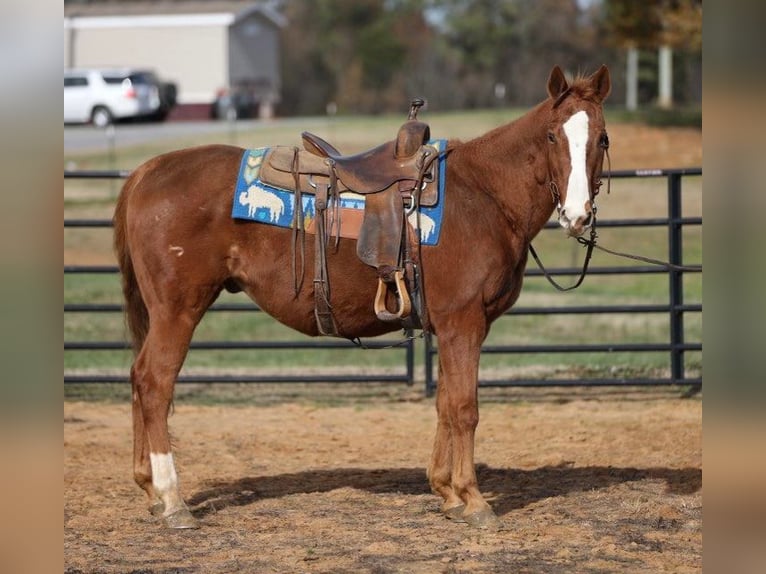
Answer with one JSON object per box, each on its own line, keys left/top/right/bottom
{"left": 258, "top": 99, "right": 439, "bottom": 336}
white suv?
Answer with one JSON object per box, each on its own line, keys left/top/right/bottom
{"left": 64, "top": 68, "right": 176, "bottom": 127}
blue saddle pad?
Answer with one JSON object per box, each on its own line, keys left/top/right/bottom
{"left": 231, "top": 140, "right": 447, "bottom": 246}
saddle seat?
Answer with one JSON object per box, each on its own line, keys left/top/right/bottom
{"left": 301, "top": 119, "right": 431, "bottom": 194}
{"left": 257, "top": 99, "right": 435, "bottom": 335}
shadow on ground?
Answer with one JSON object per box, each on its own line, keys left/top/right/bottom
{"left": 187, "top": 463, "right": 701, "bottom": 519}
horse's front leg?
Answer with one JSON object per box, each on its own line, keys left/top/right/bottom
{"left": 427, "top": 361, "right": 465, "bottom": 521}
{"left": 427, "top": 323, "right": 500, "bottom": 529}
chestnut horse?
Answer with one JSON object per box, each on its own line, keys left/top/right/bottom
{"left": 114, "top": 65, "right": 611, "bottom": 530}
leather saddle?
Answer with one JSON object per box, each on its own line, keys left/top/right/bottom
{"left": 258, "top": 99, "right": 437, "bottom": 335}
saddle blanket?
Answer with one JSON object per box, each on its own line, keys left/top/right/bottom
{"left": 231, "top": 140, "right": 447, "bottom": 246}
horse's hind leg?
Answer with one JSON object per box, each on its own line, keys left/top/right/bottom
{"left": 131, "top": 310, "right": 206, "bottom": 529}
{"left": 132, "top": 384, "right": 164, "bottom": 517}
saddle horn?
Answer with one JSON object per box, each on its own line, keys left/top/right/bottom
{"left": 408, "top": 98, "right": 426, "bottom": 120}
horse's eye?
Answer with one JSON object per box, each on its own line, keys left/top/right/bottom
{"left": 599, "top": 133, "right": 609, "bottom": 149}
{"left": 547, "top": 132, "right": 556, "bottom": 144}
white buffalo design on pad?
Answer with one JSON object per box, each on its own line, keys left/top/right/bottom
{"left": 238, "top": 185, "right": 285, "bottom": 222}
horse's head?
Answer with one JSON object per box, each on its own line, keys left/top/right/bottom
{"left": 544, "top": 65, "right": 611, "bottom": 237}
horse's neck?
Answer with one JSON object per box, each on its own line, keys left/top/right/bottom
{"left": 454, "top": 105, "right": 555, "bottom": 240}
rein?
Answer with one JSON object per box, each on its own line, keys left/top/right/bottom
{"left": 529, "top": 214, "right": 703, "bottom": 293}
{"left": 529, "top": 226, "right": 597, "bottom": 292}
{"left": 578, "top": 235, "right": 702, "bottom": 272}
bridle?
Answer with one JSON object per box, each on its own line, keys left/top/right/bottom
{"left": 531, "top": 130, "right": 701, "bottom": 291}
{"left": 530, "top": 127, "right": 610, "bottom": 292}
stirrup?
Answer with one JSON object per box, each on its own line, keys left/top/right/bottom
{"left": 374, "top": 270, "right": 412, "bottom": 322}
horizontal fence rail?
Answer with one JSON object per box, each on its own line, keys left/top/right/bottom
{"left": 64, "top": 168, "right": 702, "bottom": 394}
{"left": 424, "top": 168, "right": 702, "bottom": 394}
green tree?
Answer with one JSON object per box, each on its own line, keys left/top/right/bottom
{"left": 602, "top": 0, "right": 701, "bottom": 50}
{"left": 439, "top": 0, "right": 594, "bottom": 106}
{"left": 601, "top": 0, "right": 701, "bottom": 107}
{"left": 281, "top": 0, "right": 431, "bottom": 114}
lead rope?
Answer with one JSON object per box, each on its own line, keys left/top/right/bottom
{"left": 576, "top": 146, "right": 700, "bottom": 272}
{"left": 529, "top": 208, "right": 701, "bottom": 292}
{"left": 582, "top": 239, "right": 702, "bottom": 272}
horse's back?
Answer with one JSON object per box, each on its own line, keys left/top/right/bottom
{"left": 117, "top": 144, "right": 245, "bottom": 237}
{"left": 121, "top": 144, "right": 244, "bottom": 201}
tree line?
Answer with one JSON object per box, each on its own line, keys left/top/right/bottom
{"left": 278, "top": 0, "right": 701, "bottom": 116}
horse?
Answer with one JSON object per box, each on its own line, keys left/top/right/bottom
{"left": 113, "top": 65, "right": 611, "bottom": 530}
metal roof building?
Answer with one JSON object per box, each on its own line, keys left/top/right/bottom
{"left": 64, "top": 1, "right": 285, "bottom": 117}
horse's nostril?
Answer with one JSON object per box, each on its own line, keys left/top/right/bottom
{"left": 582, "top": 211, "right": 593, "bottom": 228}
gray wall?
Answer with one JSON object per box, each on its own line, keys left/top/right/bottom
{"left": 228, "top": 12, "right": 281, "bottom": 103}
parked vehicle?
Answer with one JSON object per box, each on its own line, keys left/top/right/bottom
{"left": 211, "top": 85, "right": 258, "bottom": 121}
{"left": 210, "top": 78, "right": 275, "bottom": 120}
{"left": 64, "top": 68, "right": 177, "bottom": 127}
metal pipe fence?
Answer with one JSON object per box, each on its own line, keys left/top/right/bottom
{"left": 424, "top": 168, "right": 702, "bottom": 395}
{"left": 65, "top": 168, "right": 701, "bottom": 394}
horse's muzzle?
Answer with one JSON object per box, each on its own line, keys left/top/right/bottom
{"left": 560, "top": 207, "right": 594, "bottom": 237}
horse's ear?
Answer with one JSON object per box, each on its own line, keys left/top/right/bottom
{"left": 547, "top": 66, "right": 568, "bottom": 100}
{"left": 590, "top": 65, "right": 611, "bottom": 102}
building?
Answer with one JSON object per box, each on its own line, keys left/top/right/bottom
{"left": 64, "top": 1, "right": 285, "bottom": 118}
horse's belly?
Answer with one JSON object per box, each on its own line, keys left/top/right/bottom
{"left": 230, "top": 230, "right": 396, "bottom": 338}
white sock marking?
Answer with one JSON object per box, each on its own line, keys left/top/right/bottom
{"left": 150, "top": 452, "right": 178, "bottom": 496}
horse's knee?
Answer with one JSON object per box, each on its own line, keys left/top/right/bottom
{"left": 452, "top": 404, "right": 479, "bottom": 431}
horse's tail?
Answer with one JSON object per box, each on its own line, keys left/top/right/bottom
{"left": 113, "top": 174, "right": 149, "bottom": 355}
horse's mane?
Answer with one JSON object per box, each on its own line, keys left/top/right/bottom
{"left": 455, "top": 71, "right": 603, "bottom": 151}
{"left": 553, "top": 74, "right": 602, "bottom": 108}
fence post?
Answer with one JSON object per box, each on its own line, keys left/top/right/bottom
{"left": 424, "top": 332, "right": 436, "bottom": 396}
{"left": 668, "top": 172, "right": 685, "bottom": 383}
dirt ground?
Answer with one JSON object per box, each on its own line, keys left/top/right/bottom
{"left": 64, "top": 386, "right": 701, "bottom": 574}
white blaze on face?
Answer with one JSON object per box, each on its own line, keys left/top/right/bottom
{"left": 560, "top": 110, "right": 591, "bottom": 229}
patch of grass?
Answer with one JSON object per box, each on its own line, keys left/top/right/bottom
{"left": 64, "top": 383, "right": 132, "bottom": 403}
{"left": 605, "top": 105, "right": 702, "bottom": 129}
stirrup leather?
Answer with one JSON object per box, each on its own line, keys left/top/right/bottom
{"left": 374, "top": 270, "right": 412, "bottom": 322}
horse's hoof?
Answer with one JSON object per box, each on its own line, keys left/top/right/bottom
{"left": 163, "top": 508, "right": 200, "bottom": 529}
{"left": 149, "top": 501, "right": 165, "bottom": 517}
{"left": 443, "top": 504, "right": 467, "bottom": 523}
{"left": 463, "top": 508, "right": 501, "bottom": 530}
